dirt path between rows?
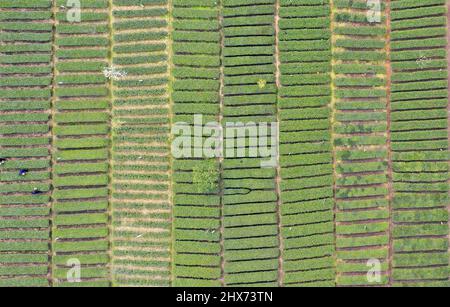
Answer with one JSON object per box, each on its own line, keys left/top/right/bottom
{"left": 446, "top": 0, "right": 450, "bottom": 279}
{"left": 385, "top": 0, "right": 394, "bottom": 288}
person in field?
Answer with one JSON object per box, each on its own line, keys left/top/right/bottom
{"left": 32, "top": 188, "right": 42, "bottom": 195}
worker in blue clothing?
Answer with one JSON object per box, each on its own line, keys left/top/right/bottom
{"left": 32, "top": 188, "right": 43, "bottom": 195}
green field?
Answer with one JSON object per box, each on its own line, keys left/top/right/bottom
{"left": 0, "top": 0, "right": 449, "bottom": 287}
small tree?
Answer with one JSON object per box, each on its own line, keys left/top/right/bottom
{"left": 193, "top": 160, "right": 219, "bottom": 193}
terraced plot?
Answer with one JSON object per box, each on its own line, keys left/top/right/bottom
{"left": 332, "top": 0, "right": 390, "bottom": 286}
{"left": 0, "top": 0, "right": 53, "bottom": 287}
{"left": 278, "top": 0, "right": 335, "bottom": 287}
{"left": 0, "top": 0, "right": 448, "bottom": 288}
{"left": 221, "top": 0, "right": 280, "bottom": 287}
{"left": 390, "top": 0, "right": 449, "bottom": 287}
{"left": 171, "top": 0, "right": 222, "bottom": 287}
{"left": 52, "top": 0, "right": 111, "bottom": 287}
{"left": 110, "top": 0, "right": 171, "bottom": 287}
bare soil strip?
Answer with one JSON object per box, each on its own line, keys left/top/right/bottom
{"left": 447, "top": 0, "right": 450, "bottom": 276}
{"left": 274, "top": 0, "right": 284, "bottom": 287}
